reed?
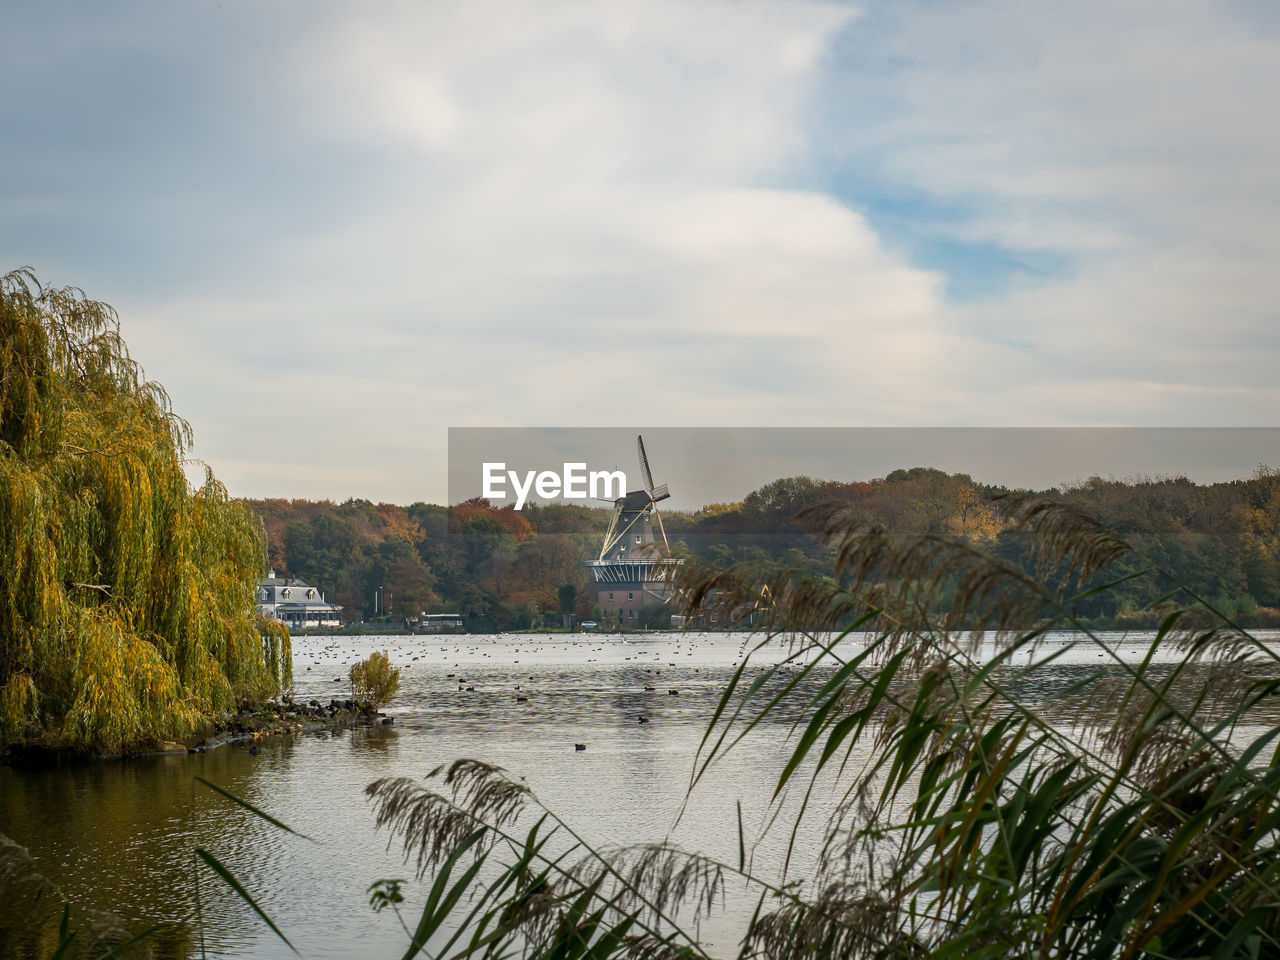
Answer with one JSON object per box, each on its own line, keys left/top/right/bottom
{"left": 360, "top": 492, "right": 1280, "bottom": 958}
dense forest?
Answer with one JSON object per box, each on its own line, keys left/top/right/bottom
{"left": 247, "top": 465, "right": 1280, "bottom": 631}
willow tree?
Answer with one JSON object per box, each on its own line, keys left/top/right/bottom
{"left": 0, "top": 269, "right": 289, "bottom": 754}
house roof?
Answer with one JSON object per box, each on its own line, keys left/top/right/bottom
{"left": 259, "top": 576, "right": 314, "bottom": 588}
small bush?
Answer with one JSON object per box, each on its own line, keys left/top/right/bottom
{"left": 349, "top": 651, "right": 400, "bottom": 707}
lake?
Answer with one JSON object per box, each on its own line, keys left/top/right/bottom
{"left": 2, "top": 629, "right": 1276, "bottom": 958}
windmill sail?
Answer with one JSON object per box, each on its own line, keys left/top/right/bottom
{"left": 637, "top": 435, "right": 655, "bottom": 494}
{"left": 637, "top": 435, "right": 669, "bottom": 504}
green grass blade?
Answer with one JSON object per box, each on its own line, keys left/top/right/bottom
{"left": 49, "top": 904, "right": 76, "bottom": 960}
{"left": 194, "top": 777, "right": 312, "bottom": 840}
{"left": 93, "top": 923, "right": 167, "bottom": 959}
{"left": 194, "top": 847, "right": 295, "bottom": 953}
{"left": 736, "top": 799, "right": 745, "bottom": 873}
{"left": 402, "top": 828, "right": 488, "bottom": 960}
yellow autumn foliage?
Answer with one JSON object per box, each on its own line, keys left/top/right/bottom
{"left": 0, "top": 269, "right": 290, "bottom": 753}
{"left": 349, "top": 650, "right": 400, "bottom": 708}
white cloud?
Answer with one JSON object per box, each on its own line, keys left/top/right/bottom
{"left": 6, "top": 0, "right": 1279, "bottom": 502}
{"left": 824, "top": 0, "right": 1280, "bottom": 416}
{"left": 115, "top": 0, "right": 974, "bottom": 500}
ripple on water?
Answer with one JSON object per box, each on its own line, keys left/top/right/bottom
{"left": 5, "top": 629, "right": 1280, "bottom": 958}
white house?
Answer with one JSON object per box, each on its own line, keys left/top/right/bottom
{"left": 257, "top": 571, "right": 343, "bottom": 629}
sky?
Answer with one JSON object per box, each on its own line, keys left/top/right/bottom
{"left": 5, "top": 1, "right": 1280, "bottom": 504}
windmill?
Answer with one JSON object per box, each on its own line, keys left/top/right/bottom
{"left": 596, "top": 435, "right": 671, "bottom": 562}
{"left": 586, "top": 435, "right": 683, "bottom": 624}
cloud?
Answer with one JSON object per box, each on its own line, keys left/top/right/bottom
{"left": 93, "top": 0, "right": 963, "bottom": 498}
{"left": 4, "top": 0, "right": 1278, "bottom": 502}
{"left": 819, "top": 0, "right": 1280, "bottom": 418}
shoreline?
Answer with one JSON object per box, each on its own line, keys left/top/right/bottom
{"left": 2, "top": 697, "right": 388, "bottom": 769}
{"left": 293, "top": 609, "right": 1280, "bottom": 638}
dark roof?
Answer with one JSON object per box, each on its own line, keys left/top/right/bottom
{"left": 259, "top": 576, "right": 314, "bottom": 588}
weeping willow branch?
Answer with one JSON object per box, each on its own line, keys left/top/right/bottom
{"left": 0, "top": 269, "right": 290, "bottom": 754}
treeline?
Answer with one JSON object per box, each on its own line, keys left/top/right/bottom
{"left": 250, "top": 498, "right": 602, "bottom": 630}
{"left": 245, "top": 465, "right": 1280, "bottom": 630}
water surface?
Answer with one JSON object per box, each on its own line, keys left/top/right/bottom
{"left": 3, "top": 630, "right": 1277, "bottom": 958}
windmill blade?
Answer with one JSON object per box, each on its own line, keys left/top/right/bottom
{"left": 651, "top": 502, "right": 670, "bottom": 551}
{"left": 637, "top": 434, "right": 655, "bottom": 493}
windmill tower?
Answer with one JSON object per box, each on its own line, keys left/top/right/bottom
{"left": 586, "top": 435, "right": 683, "bottom": 625}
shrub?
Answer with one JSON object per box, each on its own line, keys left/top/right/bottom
{"left": 349, "top": 651, "right": 400, "bottom": 707}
